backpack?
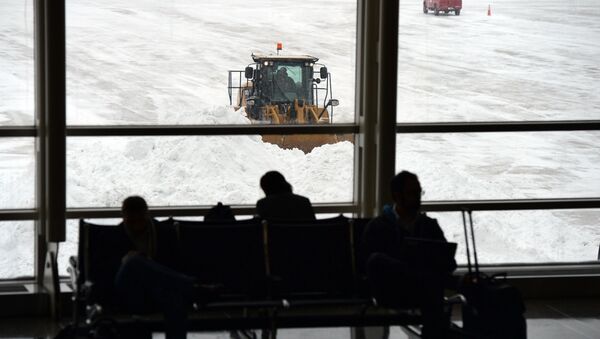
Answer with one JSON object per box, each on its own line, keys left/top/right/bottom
{"left": 205, "top": 202, "right": 236, "bottom": 222}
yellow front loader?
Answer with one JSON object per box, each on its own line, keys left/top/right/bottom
{"left": 228, "top": 52, "right": 350, "bottom": 153}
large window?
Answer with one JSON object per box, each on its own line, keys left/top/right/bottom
{"left": 0, "top": 0, "right": 35, "bottom": 126}
{"left": 2, "top": 0, "right": 600, "bottom": 284}
{"left": 0, "top": 138, "right": 35, "bottom": 209}
{"left": 66, "top": 0, "right": 357, "bottom": 125}
{"left": 0, "top": 0, "right": 35, "bottom": 280}
{"left": 395, "top": 0, "right": 600, "bottom": 265}
{"left": 0, "top": 221, "right": 34, "bottom": 279}
{"left": 430, "top": 210, "right": 600, "bottom": 264}
{"left": 397, "top": 0, "right": 600, "bottom": 122}
{"left": 64, "top": 0, "right": 357, "bottom": 206}
{"left": 396, "top": 132, "right": 600, "bottom": 200}
{"left": 58, "top": 0, "right": 359, "bottom": 281}
{"left": 67, "top": 136, "right": 354, "bottom": 208}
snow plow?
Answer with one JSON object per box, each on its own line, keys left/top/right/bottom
{"left": 228, "top": 46, "right": 349, "bottom": 153}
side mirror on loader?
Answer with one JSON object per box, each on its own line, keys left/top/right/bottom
{"left": 327, "top": 99, "right": 339, "bottom": 107}
{"left": 245, "top": 66, "right": 254, "bottom": 79}
{"left": 320, "top": 66, "right": 328, "bottom": 79}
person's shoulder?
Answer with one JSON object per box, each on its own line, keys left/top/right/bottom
{"left": 417, "top": 213, "right": 446, "bottom": 238}
{"left": 419, "top": 213, "right": 438, "bottom": 224}
{"left": 417, "top": 213, "right": 441, "bottom": 227}
{"left": 257, "top": 196, "right": 267, "bottom": 204}
{"left": 292, "top": 193, "right": 312, "bottom": 204}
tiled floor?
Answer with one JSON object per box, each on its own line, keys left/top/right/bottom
{"left": 1, "top": 298, "right": 599, "bottom": 339}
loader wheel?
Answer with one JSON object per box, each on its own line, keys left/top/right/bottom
{"left": 434, "top": 7, "right": 439, "bottom": 16}
{"left": 455, "top": 9, "right": 461, "bottom": 15}
{"left": 423, "top": 3, "right": 428, "bottom": 13}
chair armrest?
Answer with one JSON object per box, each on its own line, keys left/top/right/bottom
{"left": 444, "top": 293, "right": 466, "bottom": 321}
{"left": 445, "top": 293, "right": 466, "bottom": 306}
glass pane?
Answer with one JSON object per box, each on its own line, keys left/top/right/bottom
{"left": 397, "top": 1, "right": 600, "bottom": 122}
{"left": 396, "top": 132, "right": 600, "bottom": 200}
{"left": 429, "top": 209, "right": 600, "bottom": 264}
{"left": 66, "top": 0, "right": 356, "bottom": 126}
{"left": 0, "top": 221, "right": 34, "bottom": 279}
{"left": 67, "top": 136, "right": 354, "bottom": 207}
{"left": 0, "top": 138, "right": 35, "bottom": 209}
{"left": 0, "top": 0, "right": 34, "bottom": 125}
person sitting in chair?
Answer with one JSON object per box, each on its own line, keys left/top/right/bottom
{"left": 114, "top": 196, "right": 217, "bottom": 339}
{"left": 360, "top": 171, "right": 457, "bottom": 339}
{"left": 256, "top": 171, "right": 315, "bottom": 221}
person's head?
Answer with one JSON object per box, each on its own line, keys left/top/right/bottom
{"left": 260, "top": 171, "right": 292, "bottom": 196}
{"left": 276, "top": 67, "right": 288, "bottom": 78}
{"left": 121, "top": 196, "right": 150, "bottom": 234}
{"left": 390, "top": 171, "right": 422, "bottom": 217}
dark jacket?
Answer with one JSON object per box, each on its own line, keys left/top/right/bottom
{"left": 360, "top": 205, "right": 456, "bottom": 273}
{"left": 256, "top": 192, "right": 316, "bottom": 221}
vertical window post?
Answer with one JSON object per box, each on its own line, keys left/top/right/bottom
{"left": 34, "top": 0, "right": 47, "bottom": 286}
{"left": 375, "top": 0, "right": 398, "bottom": 210}
{"left": 40, "top": 0, "right": 66, "bottom": 318}
{"left": 355, "top": 0, "right": 380, "bottom": 218}
{"left": 44, "top": 0, "right": 66, "bottom": 243}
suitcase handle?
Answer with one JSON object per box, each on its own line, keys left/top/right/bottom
{"left": 461, "top": 209, "right": 480, "bottom": 277}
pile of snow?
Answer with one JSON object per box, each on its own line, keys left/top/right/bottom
{"left": 67, "top": 107, "right": 353, "bottom": 208}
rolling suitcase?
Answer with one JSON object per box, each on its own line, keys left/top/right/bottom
{"left": 459, "top": 210, "right": 527, "bottom": 339}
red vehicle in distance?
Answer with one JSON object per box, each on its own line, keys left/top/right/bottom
{"left": 423, "top": 0, "right": 462, "bottom": 16}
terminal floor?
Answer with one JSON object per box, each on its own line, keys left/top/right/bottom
{"left": 1, "top": 298, "right": 599, "bottom": 339}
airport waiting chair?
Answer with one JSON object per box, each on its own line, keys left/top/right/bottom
{"left": 74, "top": 219, "right": 179, "bottom": 309}
{"left": 350, "top": 217, "right": 373, "bottom": 297}
{"left": 76, "top": 220, "right": 129, "bottom": 309}
{"left": 263, "top": 216, "right": 356, "bottom": 300}
{"left": 68, "top": 217, "right": 448, "bottom": 338}
{"left": 175, "top": 218, "right": 268, "bottom": 299}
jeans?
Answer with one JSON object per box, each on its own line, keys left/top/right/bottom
{"left": 115, "top": 255, "right": 195, "bottom": 339}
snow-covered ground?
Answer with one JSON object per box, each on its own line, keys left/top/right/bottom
{"left": 398, "top": 0, "right": 600, "bottom": 122}
{"left": 1, "top": 0, "right": 599, "bottom": 290}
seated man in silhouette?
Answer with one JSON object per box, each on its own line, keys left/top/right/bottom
{"left": 360, "top": 171, "right": 456, "bottom": 339}
{"left": 256, "top": 171, "right": 315, "bottom": 220}
{"left": 115, "top": 196, "right": 213, "bottom": 339}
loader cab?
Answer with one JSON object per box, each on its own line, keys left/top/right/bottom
{"left": 249, "top": 55, "right": 320, "bottom": 106}
{"left": 226, "top": 52, "right": 345, "bottom": 152}
{"left": 227, "top": 53, "right": 337, "bottom": 126}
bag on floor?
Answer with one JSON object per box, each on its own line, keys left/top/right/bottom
{"left": 459, "top": 210, "right": 527, "bottom": 339}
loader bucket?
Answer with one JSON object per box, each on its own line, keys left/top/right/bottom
{"left": 262, "top": 133, "right": 353, "bottom": 153}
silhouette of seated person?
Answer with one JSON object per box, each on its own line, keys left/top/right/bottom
{"left": 274, "top": 67, "right": 297, "bottom": 100}
{"left": 360, "top": 171, "right": 457, "bottom": 339}
{"left": 256, "top": 171, "right": 316, "bottom": 221}
{"left": 114, "top": 196, "right": 214, "bottom": 339}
